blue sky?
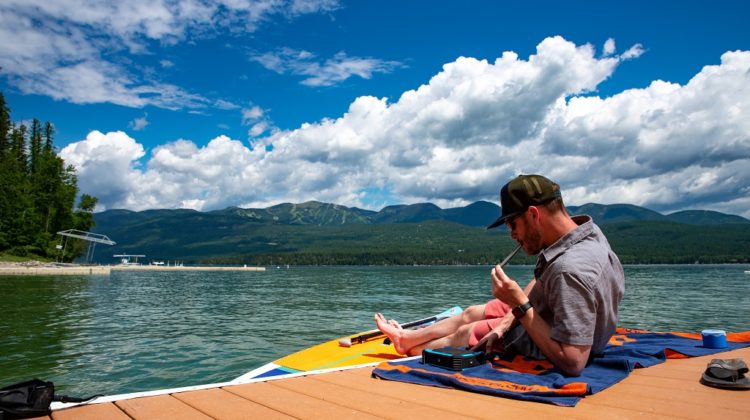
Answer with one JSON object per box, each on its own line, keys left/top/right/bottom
{"left": 1, "top": 1, "right": 749, "bottom": 217}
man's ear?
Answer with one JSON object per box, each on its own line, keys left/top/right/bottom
{"left": 527, "top": 205, "right": 541, "bottom": 222}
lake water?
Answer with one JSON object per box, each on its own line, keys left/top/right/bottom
{"left": 2, "top": 264, "right": 749, "bottom": 397}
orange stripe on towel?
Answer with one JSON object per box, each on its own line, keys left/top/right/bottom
{"left": 375, "top": 362, "right": 588, "bottom": 396}
{"left": 491, "top": 355, "right": 554, "bottom": 374}
{"left": 608, "top": 334, "right": 638, "bottom": 346}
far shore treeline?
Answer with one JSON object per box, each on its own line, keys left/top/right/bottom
{"left": 92, "top": 202, "right": 750, "bottom": 266}
{"left": 0, "top": 92, "right": 97, "bottom": 262}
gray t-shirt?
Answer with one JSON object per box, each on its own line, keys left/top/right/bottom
{"left": 504, "top": 215, "right": 625, "bottom": 359}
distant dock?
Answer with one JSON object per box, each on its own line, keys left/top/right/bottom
{"left": 0, "top": 263, "right": 265, "bottom": 276}
{"left": 113, "top": 265, "right": 266, "bottom": 272}
{"left": 0, "top": 264, "right": 111, "bottom": 276}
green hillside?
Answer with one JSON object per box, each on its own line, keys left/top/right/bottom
{"left": 603, "top": 221, "right": 750, "bottom": 264}
{"left": 91, "top": 201, "right": 750, "bottom": 265}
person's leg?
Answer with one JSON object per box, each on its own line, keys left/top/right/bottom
{"left": 409, "top": 299, "right": 510, "bottom": 356}
{"left": 403, "top": 321, "right": 479, "bottom": 355}
{"left": 392, "top": 299, "right": 512, "bottom": 356}
{"left": 374, "top": 304, "right": 487, "bottom": 355}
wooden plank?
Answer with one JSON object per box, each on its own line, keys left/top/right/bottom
{"left": 226, "top": 381, "right": 382, "bottom": 419}
{"left": 575, "top": 386, "right": 742, "bottom": 420}
{"left": 336, "top": 366, "right": 677, "bottom": 420}
{"left": 52, "top": 403, "right": 130, "bottom": 420}
{"left": 613, "top": 374, "right": 749, "bottom": 413}
{"left": 324, "top": 367, "right": 561, "bottom": 419}
{"left": 569, "top": 346, "right": 750, "bottom": 419}
{"left": 635, "top": 347, "right": 750, "bottom": 379}
{"left": 270, "top": 375, "right": 469, "bottom": 420}
{"left": 115, "top": 394, "right": 212, "bottom": 419}
{"left": 173, "top": 387, "right": 293, "bottom": 419}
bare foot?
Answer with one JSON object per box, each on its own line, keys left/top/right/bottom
{"left": 374, "top": 313, "right": 410, "bottom": 355}
{"left": 387, "top": 319, "right": 403, "bottom": 330}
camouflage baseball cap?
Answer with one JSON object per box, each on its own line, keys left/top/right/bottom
{"left": 487, "top": 174, "right": 562, "bottom": 229}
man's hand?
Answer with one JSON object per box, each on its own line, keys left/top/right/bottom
{"left": 470, "top": 313, "right": 515, "bottom": 353}
{"left": 491, "top": 264, "right": 527, "bottom": 307}
{"left": 471, "top": 330, "right": 501, "bottom": 353}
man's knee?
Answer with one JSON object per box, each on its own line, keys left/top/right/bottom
{"left": 454, "top": 322, "right": 476, "bottom": 345}
{"left": 461, "top": 304, "right": 486, "bottom": 323}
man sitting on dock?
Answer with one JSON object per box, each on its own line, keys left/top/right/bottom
{"left": 374, "top": 174, "right": 625, "bottom": 376}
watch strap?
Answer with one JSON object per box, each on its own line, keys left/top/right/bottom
{"left": 512, "top": 301, "right": 533, "bottom": 319}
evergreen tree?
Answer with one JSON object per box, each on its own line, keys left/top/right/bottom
{"left": 29, "top": 118, "right": 42, "bottom": 175}
{"left": 4, "top": 124, "right": 33, "bottom": 248}
{"left": 0, "top": 93, "right": 10, "bottom": 160}
{"left": 9, "top": 123, "right": 28, "bottom": 174}
{"left": 43, "top": 122, "right": 54, "bottom": 153}
{"left": 0, "top": 92, "right": 98, "bottom": 260}
{"left": 0, "top": 95, "right": 11, "bottom": 247}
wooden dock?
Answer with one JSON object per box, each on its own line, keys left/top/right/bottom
{"left": 46, "top": 346, "right": 749, "bottom": 419}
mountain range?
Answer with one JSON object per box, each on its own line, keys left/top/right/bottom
{"left": 90, "top": 201, "right": 750, "bottom": 265}
{"left": 96, "top": 200, "right": 749, "bottom": 228}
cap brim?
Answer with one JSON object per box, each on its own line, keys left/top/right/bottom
{"left": 486, "top": 211, "right": 522, "bottom": 230}
{"left": 486, "top": 216, "right": 505, "bottom": 230}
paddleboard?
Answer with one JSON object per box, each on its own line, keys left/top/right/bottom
{"left": 235, "top": 306, "right": 463, "bottom": 381}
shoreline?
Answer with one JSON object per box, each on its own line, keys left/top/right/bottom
{"left": 0, "top": 262, "right": 266, "bottom": 276}
{"left": 2, "top": 260, "right": 748, "bottom": 276}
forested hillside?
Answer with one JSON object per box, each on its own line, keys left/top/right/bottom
{"left": 91, "top": 201, "right": 750, "bottom": 265}
{"left": 0, "top": 92, "right": 97, "bottom": 261}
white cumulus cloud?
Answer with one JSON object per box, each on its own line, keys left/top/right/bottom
{"left": 61, "top": 37, "right": 750, "bottom": 218}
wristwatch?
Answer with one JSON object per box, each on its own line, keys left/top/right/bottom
{"left": 512, "top": 301, "right": 533, "bottom": 319}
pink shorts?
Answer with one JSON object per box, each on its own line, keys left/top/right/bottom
{"left": 468, "top": 299, "right": 511, "bottom": 347}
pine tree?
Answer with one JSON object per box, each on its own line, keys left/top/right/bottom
{"left": 0, "top": 93, "right": 10, "bottom": 160}
{"left": 29, "top": 118, "right": 42, "bottom": 175}
{"left": 0, "top": 91, "right": 98, "bottom": 260}
{"left": 4, "top": 124, "right": 33, "bottom": 248}
{"left": 0, "top": 94, "right": 11, "bottom": 248}
{"left": 43, "top": 122, "right": 54, "bottom": 153}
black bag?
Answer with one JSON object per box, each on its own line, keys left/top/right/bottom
{"left": 0, "top": 379, "right": 54, "bottom": 419}
{"left": 0, "top": 379, "right": 101, "bottom": 420}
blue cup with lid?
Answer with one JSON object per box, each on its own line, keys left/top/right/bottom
{"left": 701, "top": 329, "right": 727, "bottom": 349}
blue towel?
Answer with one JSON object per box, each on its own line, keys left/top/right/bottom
{"left": 371, "top": 328, "right": 750, "bottom": 406}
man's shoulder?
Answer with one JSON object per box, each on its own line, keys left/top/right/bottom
{"left": 552, "top": 228, "right": 618, "bottom": 276}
